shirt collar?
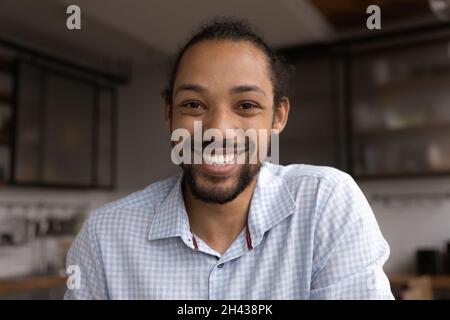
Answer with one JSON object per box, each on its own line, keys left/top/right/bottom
{"left": 148, "top": 174, "right": 191, "bottom": 242}
{"left": 246, "top": 163, "right": 297, "bottom": 247}
{"left": 148, "top": 163, "right": 297, "bottom": 247}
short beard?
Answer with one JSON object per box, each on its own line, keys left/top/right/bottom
{"left": 181, "top": 163, "right": 261, "bottom": 204}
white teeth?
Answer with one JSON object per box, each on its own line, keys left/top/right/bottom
{"left": 203, "top": 153, "right": 235, "bottom": 165}
{"left": 224, "top": 154, "right": 235, "bottom": 164}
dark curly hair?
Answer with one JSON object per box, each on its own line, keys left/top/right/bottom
{"left": 162, "top": 17, "right": 293, "bottom": 109}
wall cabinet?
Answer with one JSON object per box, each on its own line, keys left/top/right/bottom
{"left": 282, "top": 27, "right": 450, "bottom": 179}
{"left": 0, "top": 55, "right": 14, "bottom": 184}
{"left": 350, "top": 38, "right": 450, "bottom": 178}
{"left": 0, "top": 53, "right": 117, "bottom": 189}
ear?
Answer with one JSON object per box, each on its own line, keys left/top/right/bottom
{"left": 163, "top": 102, "right": 172, "bottom": 132}
{"left": 272, "top": 97, "right": 290, "bottom": 133}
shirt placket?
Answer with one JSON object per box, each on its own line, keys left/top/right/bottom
{"left": 206, "top": 225, "right": 254, "bottom": 299}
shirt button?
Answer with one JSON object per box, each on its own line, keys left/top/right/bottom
{"left": 217, "top": 263, "right": 224, "bottom": 269}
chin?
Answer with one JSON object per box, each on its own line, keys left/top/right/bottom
{"left": 183, "top": 164, "right": 256, "bottom": 204}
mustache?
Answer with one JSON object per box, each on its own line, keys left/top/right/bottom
{"left": 171, "top": 135, "right": 273, "bottom": 166}
{"left": 191, "top": 138, "right": 254, "bottom": 153}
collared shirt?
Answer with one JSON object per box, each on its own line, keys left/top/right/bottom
{"left": 64, "top": 163, "right": 394, "bottom": 300}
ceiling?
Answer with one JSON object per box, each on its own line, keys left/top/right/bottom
{"left": 0, "top": 0, "right": 166, "bottom": 70}
{"left": 0, "top": 0, "right": 443, "bottom": 71}
{"left": 45, "top": 0, "right": 336, "bottom": 54}
{"left": 310, "top": 0, "right": 436, "bottom": 31}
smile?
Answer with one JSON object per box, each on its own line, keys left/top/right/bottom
{"left": 193, "top": 148, "right": 247, "bottom": 166}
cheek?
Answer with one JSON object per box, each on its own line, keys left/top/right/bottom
{"left": 171, "top": 114, "right": 196, "bottom": 133}
{"left": 239, "top": 118, "right": 273, "bottom": 153}
{"left": 240, "top": 115, "right": 274, "bottom": 133}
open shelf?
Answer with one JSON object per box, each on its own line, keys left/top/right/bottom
{"left": 355, "top": 122, "right": 450, "bottom": 140}
{"left": 350, "top": 34, "right": 450, "bottom": 178}
{"left": 374, "top": 72, "right": 450, "bottom": 96}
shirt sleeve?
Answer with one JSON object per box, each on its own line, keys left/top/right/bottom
{"left": 64, "top": 211, "right": 109, "bottom": 300}
{"left": 309, "top": 172, "right": 394, "bottom": 300}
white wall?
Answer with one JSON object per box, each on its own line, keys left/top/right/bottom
{"left": 116, "top": 63, "right": 178, "bottom": 192}
{"left": 0, "top": 187, "right": 116, "bottom": 278}
{"left": 359, "top": 178, "right": 450, "bottom": 275}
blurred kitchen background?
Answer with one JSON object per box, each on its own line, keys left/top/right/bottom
{"left": 1, "top": 0, "right": 450, "bottom": 300}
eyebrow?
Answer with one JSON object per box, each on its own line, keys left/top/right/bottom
{"left": 174, "top": 84, "right": 207, "bottom": 96}
{"left": 230, "top": 85, "right": 267, "bottom": 97}
{"left": 174, "top": 84, "right": 267, "bottom": 97}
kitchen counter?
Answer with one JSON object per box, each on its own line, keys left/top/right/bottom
{"left": 0, "top": 275, "right": 67, "bottom": 298}
{"left": 389, "top": 274, "right": 450, "bottom": 300}
{"left": 1, "top": 274, "right": 449, "bottom": 299}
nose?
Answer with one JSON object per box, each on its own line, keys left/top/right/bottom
{"left": 203, "top": 104, "right": 237, "bottom": 137}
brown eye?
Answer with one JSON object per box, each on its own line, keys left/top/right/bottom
{"left": 239, "top": 102, "right": 256, "bottom": 110}
{"left": 182, "top": 101, "right": 202, "bottom": 109}
{"left": 237, "top": 102, "right": 261, "bottom": 113}
{"left": 178, "top": 101, "right": 205, "bottom": 115}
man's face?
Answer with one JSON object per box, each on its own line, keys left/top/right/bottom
{"left": 165, "top": 40, "right": 288, "bottom": 204}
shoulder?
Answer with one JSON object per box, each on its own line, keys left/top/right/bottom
{"left": 264, "top": 162, "right": 355, "bottom": 195}
{"left": 85, "top": 175, "right": 180, "bottom": 232}
{"left": 264, "top": 163, "right": 366, "bottom": 220}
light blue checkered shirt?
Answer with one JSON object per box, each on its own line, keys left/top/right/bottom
{"left": 64, "top": 163, "right": 394, "bottom": 300}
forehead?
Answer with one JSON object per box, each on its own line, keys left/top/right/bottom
{"left": 175, "top": 40, "right": 272, "bottom": 92}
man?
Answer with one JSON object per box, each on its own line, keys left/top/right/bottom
{"left": 64, "top": 18, "right": 393, "bottom": 299}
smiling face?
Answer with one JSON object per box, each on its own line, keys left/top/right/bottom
{"left": 165, "top": 40, "right": 289, "bottom": 204}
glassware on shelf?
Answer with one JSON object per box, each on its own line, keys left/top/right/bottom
{"left": 351, "top": 37, "right": 450, "bottom": 177}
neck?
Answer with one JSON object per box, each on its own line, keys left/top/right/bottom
{"left": 183, "top": 176, "right": 258, "bottom": 255}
